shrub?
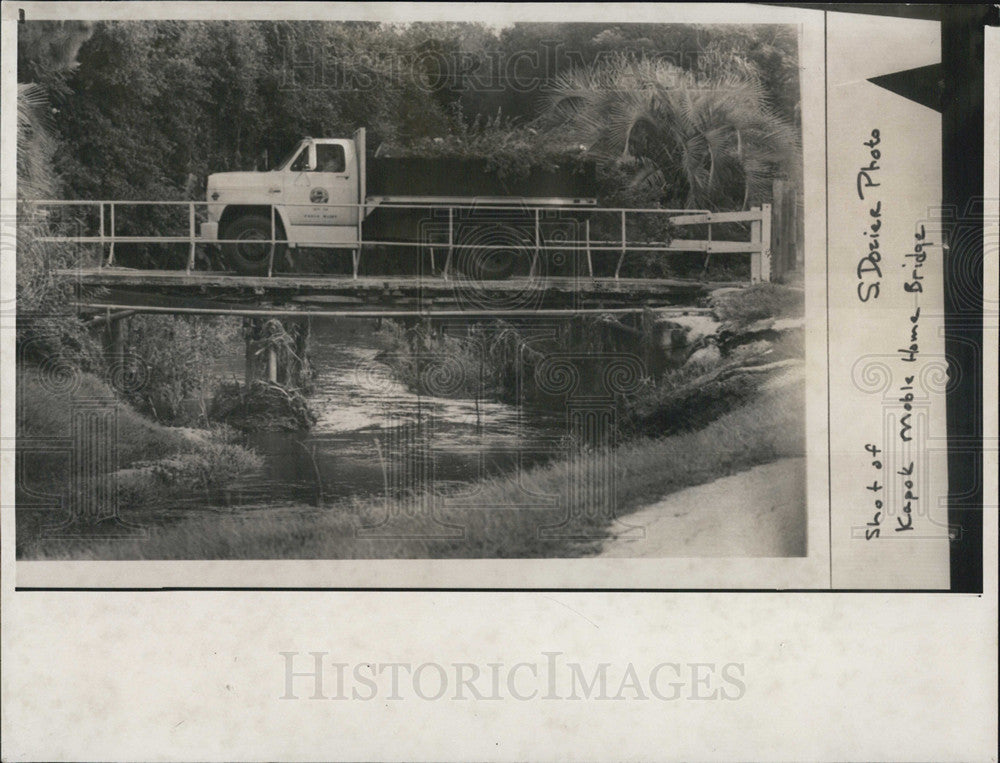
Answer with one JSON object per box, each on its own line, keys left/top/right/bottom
{"left": 133, "top": 440, "right": 263, "bottom": 491}
{"left": 209, "top": 380, "right": 317, "bottom": 431}
{"left": 16, "top": 366, "right": 187, "bottom": 463}
{"left": 709, "top": 283, "right": 804, "bottom": 327}
{"left": 121, "top": 314, "right": 242, "bottom": 424}
{"left": 376, "top": 104, "right": 589, "bottom": 180}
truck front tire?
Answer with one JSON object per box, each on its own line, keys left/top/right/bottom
{"left": 461, "top": 248, "right": 518, "bottom": 280}
{"left": 222, "top": 214, "right": 286, "bottom": 275}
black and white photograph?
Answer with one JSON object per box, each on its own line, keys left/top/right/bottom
{"left": 13, "top": 15, "right": 810, "bottom": 565}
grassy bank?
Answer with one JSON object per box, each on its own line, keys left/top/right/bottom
{"left": 16, "top": 366, "right": 262, "bottom": 557}
{"left": 33, "top": 376, "right": 803, "bottom": 560}
{"left": 709, "top": 282, "right": 804, "bottom": 328}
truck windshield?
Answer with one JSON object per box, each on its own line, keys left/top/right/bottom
{"left": 275, "top": 141, "right": 307, "bottom": 170}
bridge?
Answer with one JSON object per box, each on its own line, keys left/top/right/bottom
{"left": 29, "top": 197, "right": 787, "bottom": 393}
{"left": 62, "top": 269, "right": 736, "bottom": 318}
{"left": 36, "top": 198, "right": 778, "bottom": 319}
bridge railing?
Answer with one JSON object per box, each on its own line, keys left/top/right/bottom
{"left": 21, "top": 199, "right": 773, "bottom": 283}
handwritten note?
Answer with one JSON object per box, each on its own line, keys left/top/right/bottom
{"left": 857, "top": 129, "right": 884, "bottom": 302}
{"left": 855, "top": 128, "right": 937, "bottom": 541}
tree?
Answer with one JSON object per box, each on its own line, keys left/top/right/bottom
{"left": 17, "top": 21, "right": 103, "bottom": 368}
{"left": 541, "top": 53, "right": 799, "bottom": 211}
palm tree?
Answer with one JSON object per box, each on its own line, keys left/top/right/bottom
{"left": 17, "top": 25, "right": 100, "bottom": 364}
{"left": 17, "top": 83, "right": 60, "bottom": 201}
{"left": 541, "top": 53, "right": 799, "bottom": 211}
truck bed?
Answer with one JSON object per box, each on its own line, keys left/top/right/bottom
{"left": 366, "top": 157, "right": 596, "bottom": 201}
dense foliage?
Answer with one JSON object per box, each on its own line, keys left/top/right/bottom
{"left": 120, "top": 314, "right": 242, "bottom": 422}
{"left": 19, "top": 20, "right": 799, "bottom": 205}
{"left": 541, "top": 54, "right": 800, "bottom": 210}
{"left": 17, "top": 22, "right": 103, "bottom": 370}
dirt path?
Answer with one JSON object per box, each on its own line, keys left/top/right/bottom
{"left": 600, "top": 457, "right": 806, "bottom": 557}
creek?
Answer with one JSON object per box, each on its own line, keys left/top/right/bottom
{"left": 207, "top": 319, "right": 568, "bottom": 507}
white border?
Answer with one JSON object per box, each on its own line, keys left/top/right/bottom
{"left": 1, "top": 8, "right": 996, "bottom": 761}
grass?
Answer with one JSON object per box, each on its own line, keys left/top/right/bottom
{"left": 32, "top": 379, "right": 804, "bottom": 560}
{"left": 628, "top": 330, "right": 803, "bottom": 437}
{"left": 709, "top": 283, "right": 804, "bottom": 328}
{"left": 17, "top": 366, "right": 188, "bottom": 462}
{"left": 16, "top": 366, "right": 262, "bottom": 558}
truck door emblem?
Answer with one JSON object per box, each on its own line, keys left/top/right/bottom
{"left": 310, "top": 188, "right": 329, "bottom": 204}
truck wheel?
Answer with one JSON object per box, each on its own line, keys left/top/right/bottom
{"left": 222, "top": 214, "right": 286, "bottom": 275}
{"left": 457, "top": 225, "right": 524, "bottom": 280}
{"left": 472, "top": 248, "right": 518, "bottom": 280}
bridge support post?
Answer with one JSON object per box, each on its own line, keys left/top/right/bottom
{"left": 760, "top": 203, "right": 772, "bottom": 283}
{"left": 267, "top": 347, "right": 278, "bottom": 383}
{"left": 100, "top": 312, "right": 129, "bottom": 381}
{"left": 585, "top": 218, "right": 593, "bottom": 278}
{"left": 244, "top": 316, "right": 312, "bottom": 390}
{"left": 108, "top": 315, "right": 125, "bottom": 367}
{"left": 244, "top": 317, "right": 260, "bottom": 386}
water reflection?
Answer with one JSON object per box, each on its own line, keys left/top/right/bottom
{"left": 207, "top": 319, "right": 566, "bottom": 508}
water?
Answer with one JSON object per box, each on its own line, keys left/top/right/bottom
{"left": 210, "top": 319, "right": 567, "bottom": 508}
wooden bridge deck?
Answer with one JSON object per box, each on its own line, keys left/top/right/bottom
{"left": 60, "top": 268, "right": 739, "bottom": 316}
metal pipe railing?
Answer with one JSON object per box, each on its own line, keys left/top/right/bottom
{"left": 20, "top": 199, "right": 771, "bottom": 282}
{"left": 28, "top": 198, "right": 712, "bottom": 214}
{"left": 32, "top": 235, "right": 764, "bottom": 253}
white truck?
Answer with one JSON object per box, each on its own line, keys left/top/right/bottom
{"left": 200, "top": 128, "right": 597, "bottom": 277}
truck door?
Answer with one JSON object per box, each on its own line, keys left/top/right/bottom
{"left": 283, "top": 141, "right": 359, "bottom": 229}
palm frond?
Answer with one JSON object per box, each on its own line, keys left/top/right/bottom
{"left": 540, "top": 54, "right": 800, "bottom": 210}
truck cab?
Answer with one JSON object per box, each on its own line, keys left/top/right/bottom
{"left": 201, "top": 127, "right": 596, "bottom": 277}
{"left": 202, "top": 130, "right": 366, "bottom": 273}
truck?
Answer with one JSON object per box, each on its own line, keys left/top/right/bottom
{"left": 200, "top": 128, "right": 597, "bottom": 278}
